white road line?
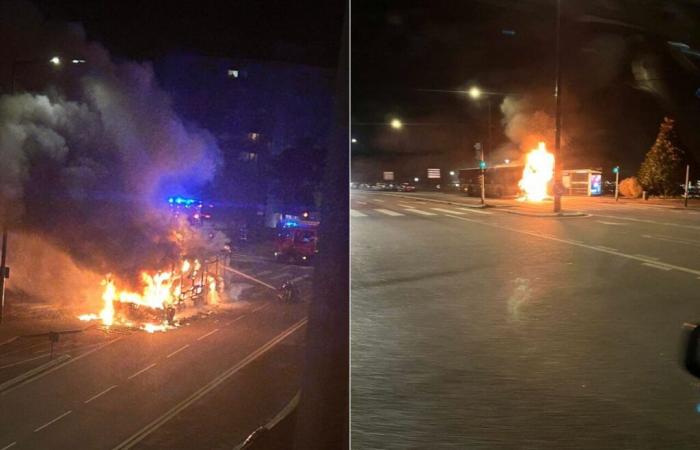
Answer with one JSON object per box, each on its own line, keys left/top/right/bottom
{"left": 34, "top": 410, "right": 72, "bottom": 432}
{"left": 84, "top": 385, "right": 118, "bottom": 404}
{"left": 1, "top": 337, "right": 122, "bottom": 396}
{"left": 357, "top": 201, "right": 367, "bottom": 205}
{"left": 374, "top": 208, "right": 404, "bottom": 216}
{"left": 257, "top": 270, "right": 273, "bottom": 276}
{"left": 166, "top": 344, "right": 190, "bottom": 359}
{"left": 252, "top": 303, "right": 270, "bottom": 313}
{"left": 350, "top": 209, "right": 368, "bottom": 217}
{"left": 112, "top": 319, "right": 307, "bottom": 450}
{"left": 228, "top": 315, "right": 246, "bottom": 325}
{"left": 443, "top": 214, "right": 700, "bottom": 278}
{"left": 430, "top": 208, "right": 464, "bottom": 215}
{"left": 634, "top": 254, "right": 659, "bottom": 261}
{"left": 455, "top": 207, "right": 492, "bottom": 215}
{"left": 0, "top": 442, "right": 16, "bottom": 450}
{"left": 642, "top": 262, "right": 673, "bottom": 271}
{"left": 0, "top": 352, "right": 52, "bottom": 369}
{"left": 593, "top": 214, "right": 700, "bottom": 231}
{"left": 223, "top": 266, "right": 277, "bottom": 291}
{"left": 197, "top": 329, "right": 219, "bottom": 341}
{"left": 596, "top": 246, "right": 618, "bottom": 252}
{"left": 127, "top": 363, "right": 157, "bottom": 380}
{"left": 597, "top": 220, "right": 627, "bottom": 225}
{"left": 373, "top": 199, "right": 385, "bottom": 202}
{"left": 289, "top": 275, "right": 308, "bottom": 284}
{"left": 403, "top": 209, "right": 437, "bottom": 216}
{"left": 642, "top": 234, "right": 700, "bottom": 247}
{"left": 269, "top": 272, "right": 290, "bottom": 280}
{"left": 398, "top": 203, "right": 416, "bottom": 208}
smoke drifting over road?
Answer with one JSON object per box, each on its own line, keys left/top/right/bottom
{"left": 0, "top": 1, "right": 222, "bottom": 307}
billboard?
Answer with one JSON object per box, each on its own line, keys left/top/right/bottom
{"left": 427, "top": 168, "right": 441, "bottom": 179}
{"left": 383, "top": 171, "right": 394, "bottom": 181}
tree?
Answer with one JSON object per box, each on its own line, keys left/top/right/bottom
{"left": 618, "top": 177, "right": 643, "bottom": 198}
{"left": 638, "top": 117, "right": 684, "bottom": 196}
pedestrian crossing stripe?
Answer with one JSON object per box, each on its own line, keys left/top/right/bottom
{"left": 455, "top": 207, "right": 492, "bottom": 215}
{"left": 374, "top": 208, "right": 404, "bottom": 216}
{"left": 403, "top": 209, "right": 437, "bottom": 216}
{"left": 430, "top": 208, "right": 464, "bottom": 215}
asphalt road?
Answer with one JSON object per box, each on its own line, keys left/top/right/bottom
{"left": 351, "top": 191, "right": 700, "bottom": 449}
{"left": 0, "top": 256, "right": 311, "bottom": 450}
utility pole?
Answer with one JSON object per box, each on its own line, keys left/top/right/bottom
{"left": 684, "top": 164, "right": 690, "bottom": 208}
{"left": 552, "top": 0, "right": 563, "bottom": 213}
{"left": 0, "top": 227, "right": 7, "bottom": 324}
{"left": 480, "top": 146, "right": 486, "bottom": 205}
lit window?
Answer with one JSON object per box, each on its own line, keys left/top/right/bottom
{"left": 228, "top": 69, "right": 239, "bottom": 78}
{"left": 248, "top": 132, "right": 260, "bottom": 142}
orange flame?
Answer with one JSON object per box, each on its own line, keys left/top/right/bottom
{"left": 518, "top": 142, "right": 554, "bottom": 202}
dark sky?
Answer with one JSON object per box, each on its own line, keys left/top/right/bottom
{"left": 351, "top": 0, "right": 700, "bottom": 181}
{"left": 32, "top": 0, "right": 346, "bottom": 67}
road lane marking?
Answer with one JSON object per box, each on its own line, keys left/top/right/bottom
{"left": 223, "top": 266, "right": 276, "bottom": 290}
{"left": 634, "top": 254, "right": 659, "bottom": 260}
{"left": 373, "top": 199, "right": 384, "bottom": 202}
{"left": 0, "top": 352, "right": 51, "bottom": 369}
{"left": 197, "top": 329, "right": 220, "bottom": 341}
{"left": 228, "top": 315, "right": 246, "bottom": 326}
{"left": 642, "top": 262, "right": 673, "bottom": 271}
{"left": 257, "top": 270, "right": 273, "bottom": 276}
{"left": 357, "top": 201, "right": 367, "bottom": 205}
{"left": 34, "top": 410, "right": 72, "bottom": 432}
{"left": 113, "top": 318, "right": 308, "bottom": 450}
{"left": 642, "top": 234, "right": 700, "bottom": 247}
{"left": 374, "top": 208, "right": 403, "bottom": 216}
{"left": 398, "top": 203, "right": 415, "bottom": 208}
{"left": 403, "top": 209, "right": 437, "bottom": 216}
{"left": 0, "top": 442, "right": 16, "bottom": 450}
{"left": 443, "top": 214, "right": 700, "bottom": 278}
{"left": 127, "top": 363, "right": 157, "bottom": 380}
{"left": 350, "top": 209, "right": 368, "bottom": 217}
{"left": 289, "top": 275, "right": 308, "bottom": 284}
{"left": 455, "top": 207, "right": 492, "bottom": 215}
{"left": 596, "top": 246, "right": 618, "bottom": 252}
{"left": 1, "top": 337, "right": 123, "bottom": 396}
{"left": 593, "top": 214, "right": 700, "bottom": 231}
{"left": 84, "top": 385, "right": 118, "bottom": 404}
{"left": 597, "top": 220, "right": 627, "bottom": 225}
{"left": 166, "top": 344, "right": 190, "bottom": 359}
{"left": 431, "top": 208, "right": 464, "bottom": 215}
{"left": 269, "top": 272, "right": 290, "bottom": 280}
{"left": 252, "top": 303, "right": 270, "bottom": 313}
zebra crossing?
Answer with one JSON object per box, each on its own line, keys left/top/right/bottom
{"left": 351, "top": 204, "right": 493, "bottom": 218}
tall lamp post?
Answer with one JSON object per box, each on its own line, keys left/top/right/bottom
{"left": 1, "top": 55, "right": 85, "bottom": 324}
{"left": 553, "top": 0, "right": 564, "bottom": 213}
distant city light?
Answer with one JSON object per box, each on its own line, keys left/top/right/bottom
{"left": 351, "top": 138, "right": 358, "bottom": 143}
{"left": 390, "top": 118, "right": 403, "bottom": 129}
{"left": 413, "top": 177, "right": 419, "bottom": 182}
{"left": 228, "top": 69, "right": 239, "bottom": 78}
{"left": 49, "top": 56, "right": 61, "bottom": 65}
{"left": 501, "top": 29, "right": 516, "bottom": 36}
{"left": 71, "top": 59, "right": 86, "bottom": 64}
{"left": 449, "top": 171, "right": 455, "bottom": 176}
{"left": 468, "top": 87, "right": 481, "bottom": 99}
{"left": 504, "top": 159, "right": 510, "bottom": 164}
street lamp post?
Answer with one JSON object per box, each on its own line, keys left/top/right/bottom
{"left": 553, "top": 0, "right": 564, "bottom": 213}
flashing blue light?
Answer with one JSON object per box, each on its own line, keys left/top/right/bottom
{"left": 168, "top": 197, "right": 174, "bottom": 204}
{"left": 282, "top": 220, "right": 299, "bottom": 228}
{"left": 169, "top": 196, "right": 198, "bottom": 206}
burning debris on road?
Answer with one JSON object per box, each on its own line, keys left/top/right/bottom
{"left": 79, "top": 257, "right": 225, "bottom": 332}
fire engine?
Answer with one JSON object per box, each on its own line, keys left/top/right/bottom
{"left": 274, "top": 219, "right": 319, "bottom": 264}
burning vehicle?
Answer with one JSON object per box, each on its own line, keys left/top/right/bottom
{"left": 79, "top": 255, "right": 225, "bottom": 332}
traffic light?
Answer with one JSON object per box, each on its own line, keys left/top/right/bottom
{"left": 612, "top": 166, "right": 619, "bottom": 174}
{"left": 479, "top": 160, "right": 487, "bottom": 170}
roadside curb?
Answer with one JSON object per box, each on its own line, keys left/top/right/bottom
{"left": 0, "top": 354, "right": 70, "bottom": 393}
{"left": 235, "top": 390, "right": 301, "bottom": 449}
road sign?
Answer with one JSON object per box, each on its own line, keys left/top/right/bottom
{"left": 427, "top": 168, "right": 441, "bottom": 179}
{"left": 479, "top": 160, "right": 487, "bottom": 170}
{"left": 383, "top": 171, "right": 394, "bottom": 181}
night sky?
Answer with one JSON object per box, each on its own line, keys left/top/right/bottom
{"left": 352, "top": 0, "right": 700, "bottom": 182}
{"left": 32, "top": 0, "right": 345, "bottom": 67}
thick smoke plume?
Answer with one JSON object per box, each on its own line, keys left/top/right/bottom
{"left": 0, "top": 2, "right": 222, "bottom": 308}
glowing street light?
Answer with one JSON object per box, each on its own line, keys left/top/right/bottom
{"left": 468, "top": 86, "right": 481, "bottom": 99}
{"left": 390, "top": 118, "right": 403, "bottom": 130}
{"left": 449, "top": 171, "right": 455, "bottom": 176}
{"left": 413, "top": 177, "right": 419, "bottom": 182}
{"left": 351, "top": 138, "right": 358, "bottom": 143}
{"left": 49, "top": 56, "right": 61, "bottom": 65}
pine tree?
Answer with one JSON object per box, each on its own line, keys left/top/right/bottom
{"left": 638, "top": 117, "right": 684, "bottom": 196}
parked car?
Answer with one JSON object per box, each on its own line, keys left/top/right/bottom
{"left": 397, "top": 183, "right": 416, "bottom": 192}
